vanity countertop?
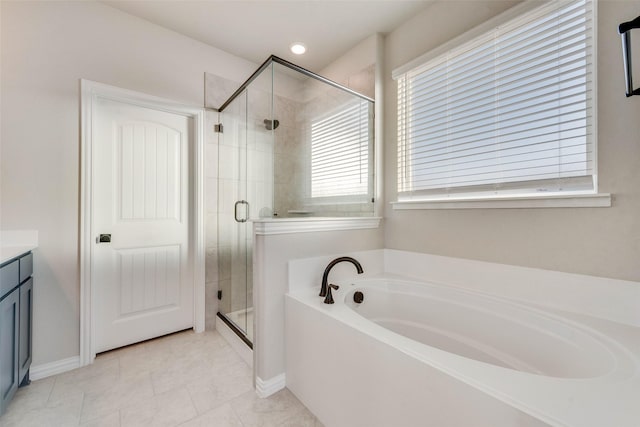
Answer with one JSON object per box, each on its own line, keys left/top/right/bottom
{"left": 0, "top": 245, "right": 37, "bottom": 266}
{"left": 0, "top": 230, "right": 38, "bottom": 265}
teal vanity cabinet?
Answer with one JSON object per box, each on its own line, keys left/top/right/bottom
{"left": 0, "top": 252, "right": 33, "bottom": 416}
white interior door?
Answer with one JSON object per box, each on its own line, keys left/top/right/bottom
{"left": 92, "top": 97, "right": 194, "bottom": 353}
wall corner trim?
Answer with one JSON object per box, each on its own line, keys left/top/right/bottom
{"left": 256, "top": 373, "right": 286, "bottom": 398}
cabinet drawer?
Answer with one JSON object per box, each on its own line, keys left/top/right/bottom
{"left": 0, "top": 261, "right": 19, "bottom": 299}
{"left": 19, "top": 253, "right": 33, "bottom": 284}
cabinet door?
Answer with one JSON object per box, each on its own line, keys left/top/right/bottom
{"left": 19, "top": 278, "right": 33, "bottom": 384}
{"left": 0, "top": 288, "right": 19, "bottom": 415}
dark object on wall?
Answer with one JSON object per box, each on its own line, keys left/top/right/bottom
{"left": 619, "top": 16, "right": 640, "bottom": 97}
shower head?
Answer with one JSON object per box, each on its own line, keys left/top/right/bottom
{"left": 264, "top": 119, "right": 280, "bottom": 131}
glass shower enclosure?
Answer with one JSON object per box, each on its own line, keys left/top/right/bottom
{"left": 216, "top": 56, "right": 375, "bottom": 346}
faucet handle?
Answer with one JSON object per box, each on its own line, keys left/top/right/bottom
{"left": 324, "top": 284, "right": 339, "bottom": 304}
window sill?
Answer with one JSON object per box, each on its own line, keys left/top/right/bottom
{"left": 391, "top": 193, "right": 612, "bottom": 210}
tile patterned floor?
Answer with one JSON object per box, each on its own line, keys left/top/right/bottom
{"left": 0, "top": 330, "right": 323, "bottom": 427}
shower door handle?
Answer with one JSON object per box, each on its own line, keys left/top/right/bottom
{"left": 234, "top": 200, "right": 249, "bottom": 223}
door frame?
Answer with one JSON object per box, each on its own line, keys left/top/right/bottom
{"left": 79, "top": 79, "right": 205, "bottom": 366}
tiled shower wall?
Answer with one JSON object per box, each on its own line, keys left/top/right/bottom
{"left": 204, "top": 107, "right": 219, "bottom": 330}
{"left": 243, "top": 83, "right": 275, "bottom": 318}
{"left": 204, "top": 73, "right": 237, "bottom": 329}
{"left": 273, "top": 94, "right": 305, "bottom": 217}
{"left": 274, "top": 64, "right": 376, "bottom": 218}
{"left": 309, "top": 64, "right": 376, "bottom": 217}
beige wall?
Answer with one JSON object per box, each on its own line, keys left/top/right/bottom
{"left": 0, "top": 0, "right": 256, "bottom": 365}
{"left": 383, "top": 0, "right": 640, "bottom": 282}
{"left": 320, "top": 33, "right": 378, "bottom": 99}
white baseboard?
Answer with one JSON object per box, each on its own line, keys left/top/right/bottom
{"left": 256, "top": 373, "right": 286, "bottom": 398}
{"left": 30, "top": 356, "right": 80, "bottom": 381}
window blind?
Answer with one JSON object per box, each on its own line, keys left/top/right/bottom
{"left": 395, "top": 0, "right": 595, "bottom": 199}
{"left": 310, "top": 100, "right": 372, "bottom": 199}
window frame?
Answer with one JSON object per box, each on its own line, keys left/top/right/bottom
{"left": 392, "top": 0, "right": 609, "bottom": 209}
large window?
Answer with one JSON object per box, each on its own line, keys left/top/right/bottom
{"left": 310, "top": 99, "right": 373, "bottom": 201}
{"left": 395, "top": 0, "right": 595, "bottom": 200}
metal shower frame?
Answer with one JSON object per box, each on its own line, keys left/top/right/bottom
{"left": 217, "top": 55, "right": 374, "bottom": 112}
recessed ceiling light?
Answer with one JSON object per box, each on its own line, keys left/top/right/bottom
{"left": 290, "top": 43, "right": 306, "bottom": 55}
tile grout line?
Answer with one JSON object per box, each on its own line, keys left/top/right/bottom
{"left": 78, "top": 392, "right": 87, "bottom": 427}
{"left": 45, "top": 376, "right": 56, "bottom": 406}
{"left": 183, "top": 384, "right": 201, "bottom": 423}
{"left": 228, "top": 395, "right": 248, "bottom": 427}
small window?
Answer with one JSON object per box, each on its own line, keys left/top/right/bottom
{"left": 309, "top": 99, "right": 373, "bottom": 202}
{"left": 394, "top": 0, "right": 595, "bottom": 200}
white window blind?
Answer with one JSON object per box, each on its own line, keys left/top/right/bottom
{"left": 310, "top": 100, "right": 372, "bottom": 199}
{"left": 395, "top": 0, "right": 595, "bottom": 200}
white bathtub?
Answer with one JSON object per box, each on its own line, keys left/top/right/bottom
{"left": 285, "top": 277, "right": 640, "bottom": 427}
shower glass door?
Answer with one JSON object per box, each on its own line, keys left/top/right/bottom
{"left": 218, "top": 63, "right": 274, "bottom": 345}
{"left": 218, "top": 89, "right": 251, "bottom": 341}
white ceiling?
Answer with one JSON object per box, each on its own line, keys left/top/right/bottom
{"left": 103, "top": 0, "right": 433, "bottom": 71}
